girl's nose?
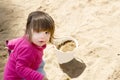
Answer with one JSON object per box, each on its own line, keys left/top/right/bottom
{"left": 39, "top": 33, "right": 46, "bottom": 38}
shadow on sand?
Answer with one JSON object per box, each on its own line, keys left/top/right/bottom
{"left": 59, "top": 58, "right": 86, "bottom": 78}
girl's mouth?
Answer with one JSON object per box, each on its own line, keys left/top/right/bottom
{"left": 39, "top": 41, "right": 44, "bottom": 42}
{"left": 39, "top": 41, "right": 45, "bottom": 44}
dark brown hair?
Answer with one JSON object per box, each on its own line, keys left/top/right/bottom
{"left": 25, "top": 11, "right": 55, "bottom": 43}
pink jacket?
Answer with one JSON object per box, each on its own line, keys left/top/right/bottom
{"left": 4, "top": 36, "right": 46, "bottom": 80}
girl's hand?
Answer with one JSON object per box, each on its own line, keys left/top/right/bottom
{"left": 42, "top": 76, "right": 48, "bottom": 80}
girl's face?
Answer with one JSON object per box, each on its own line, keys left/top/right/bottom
{"left": 31, "top": 30, "right": 50, "bottom": 47}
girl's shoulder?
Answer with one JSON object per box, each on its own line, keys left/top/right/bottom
{"left": 6, "top": 36, "right": 32, "bottom": 51}
{"left": 6, "top": 37, "right": 23, "bottom": 50}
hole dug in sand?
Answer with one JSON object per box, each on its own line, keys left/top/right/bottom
{"left": 54, "top": 38, "right": 86, "bottom": 78}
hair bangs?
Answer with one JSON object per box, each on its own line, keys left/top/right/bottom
{"left": 32, "top": 18, "right": 54, "bottom": 33}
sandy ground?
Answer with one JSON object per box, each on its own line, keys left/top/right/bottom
{"left": 0, "top": 0, "right": 120, "bottom": 80}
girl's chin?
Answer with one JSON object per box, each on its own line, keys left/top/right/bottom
{"left": 38, "top": 43, "right": 46, "bottom": 46}
{"left": 32, "top": 42, "right": 45, "bottom": 47}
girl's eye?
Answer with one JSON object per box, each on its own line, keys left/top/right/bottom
{"left": 45, "top": 31, "right": 50, "bottom": 34}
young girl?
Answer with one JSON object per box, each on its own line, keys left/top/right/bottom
{"left": 4, "top": 11, "right": 55, "bottom": 80}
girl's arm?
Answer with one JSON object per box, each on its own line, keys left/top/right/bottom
{"left": 16, "top": 47, "right": 44, "bottom": 80}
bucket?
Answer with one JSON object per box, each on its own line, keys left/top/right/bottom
{"left": 53, "top": 36, "right": 86, "bottom": 78}
{"left": 53, "top": 36, "right": 79, "bottom": 64}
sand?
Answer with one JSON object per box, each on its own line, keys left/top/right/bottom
{"left": 0, "top": 0, "right": 120, "bottom": 80}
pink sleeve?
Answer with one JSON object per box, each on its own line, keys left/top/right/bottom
{"left": 16, "top": 47, "right": 44, "bottom": 80}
